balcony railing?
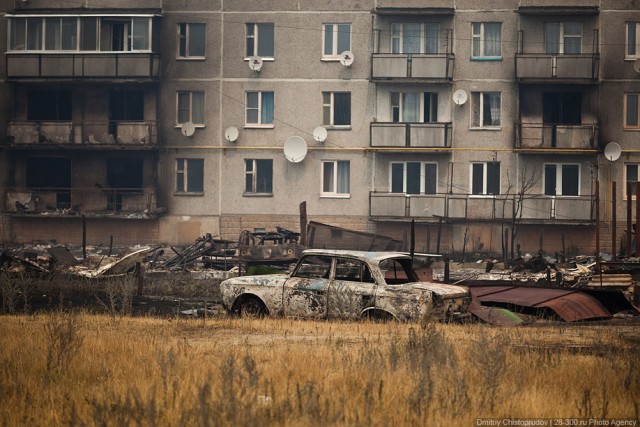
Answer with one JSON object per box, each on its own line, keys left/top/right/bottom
{"left": 370, "top": 192, "right": 595, "bottom": 222}
{"left": 7, "top": 121, "right": 158, "bottom": 147}
{"left": 372, "top": 53, "right": 454, "bottom": 80}
{"left": 370, "top": 122, "right": 452, "bottom": 148}
{"left": 6, "top": 52, "right": 160, "bottom": 80}
{"left": 4, "top": 187, "right": 163, "bottom": 218}
{"left": 515, "top": 123, "right": 598, "bottom": 150}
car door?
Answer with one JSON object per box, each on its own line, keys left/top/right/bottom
{"left": 283, "top": 254, "right": 333, "bottom": 319}
{"left": 328, "top": 257, "right": 377, "bottom": 320}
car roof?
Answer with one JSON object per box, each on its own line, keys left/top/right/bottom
{"left": 300, "top": 249, "right": 412, "bottom": 263}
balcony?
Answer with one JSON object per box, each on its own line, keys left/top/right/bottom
{"left": 4, "top": 188, "right": 164, "bottom": 219}
{"left": 7, "top": 121, "right": 158, "bottom": 148}
{"left": 515, "top": 123, "right": 598, "bottom": 151}
{"left": 6, "top": 53, "right": 160, "bottom": 81}
{"left": 372, "top": 53, "right": 454, "bottom": 81}
{"left": 515, "top": 54, "right": 599, "bottom": 82}
{"left": 370, "top": 192, "right": 595, "bottom": 223}
{"left": 370, "top": 122, "right": 452, "bottom": 149}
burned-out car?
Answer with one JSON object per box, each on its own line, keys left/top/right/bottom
{"left": 220, "top": 249, "right": 470, "bottom": 322}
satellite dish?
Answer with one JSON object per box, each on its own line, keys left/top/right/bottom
{"left": 339, "top": 51, "right": 354, "bottom": 67}
{"left": 283, "top": 136, "right": 308, "bottom": 163}
{"left": 634, "top": 59, "right": 640, "bottom": 74}
{"left": 312, "top": 126, "right": 327, "bottom": 143}
{"left": 224, "top": 126, "right": 239, "bottom": 142}
{"left": 604, "top": 142, "right": 621, "bottom": 162}
{"left": 181, "top": 121, "right": 195, "bottom": 137}
{"left": 248, "top": 56, "right": 263, "bottom": 72}
{"left": 453, "top": 89, "right": 468, "bottom": 106}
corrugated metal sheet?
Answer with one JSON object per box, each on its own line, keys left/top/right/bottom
{"left": 470, "top": 286, "right": 612, "bottom": 322}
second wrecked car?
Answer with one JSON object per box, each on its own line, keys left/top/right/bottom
{"left": 220, "top": 249, "right": 470, "bottom": 322}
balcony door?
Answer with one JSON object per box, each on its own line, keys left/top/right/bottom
{"left": 108, "top": 91, "right": 144, "bottom": 139}
{"left": 543, "top": 93, "right": 581, "bottom": 147}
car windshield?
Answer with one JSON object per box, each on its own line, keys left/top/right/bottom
{"left": 379, "top": 257, "right": 419, "bottom": 285}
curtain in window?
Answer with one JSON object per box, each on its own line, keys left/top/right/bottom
{"left": 132, "top": 18, "right": 149, "bottom": 50}
{"left": 391, "top": 24, "right": 401, "bottom": 54}
{"left": 403, "top": 23, "right": 421, "bottom": 54}
{"left": 544, "top": 23, "right": 560, "bottom": 54}
{"left": 563, "top": 22, "right": 582, "bottom": 54}
{"left": 484, "top": 23, "right": 501, "bottom": 57}
{"left": 45, "top": 18, "right": 60, "bottom": 50}
{"left": 403, "top": 93, "right": 420, "bottom": 122}
{"left": 61, "top": 18, "right": 77, "bottom": 50}
{"left": 192, "top": 92, "right": 205, "bottom": 124}
{"left": 337, "top": 161, "right": 350, "bottom": 194}
{"left": 177, "top": 93, "right": 190, "bottom": 124}
{"left": 489, "top": 93, "right": 501, "bottom": 126}
{"left": 261, "top": 92, "right": 274, "bottom": 124}
{"left": 425, "top": 23, "right": 439, "bottom": 54}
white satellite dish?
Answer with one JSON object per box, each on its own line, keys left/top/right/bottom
{"left": 604, "top": 142, "right": 621, "bottom": 162}
{"left": 248, "top": 56, "right": 263, "bottom": 72}
{"left": 312, "top": 126, "right": 327, "bottom": 143}
{"left": 453, "top": 89, "right": 468, "bottom": 106}
{"left": 283, "top": 136, "right": 308, "bottom": 163}
{"left": 181, "top": 121, "right": 195, "bottom": 137}
{"left": 339, "top": 51, "right": 354, "bottom": 67}
{"left": 224, "top": 126, "right": 239, "bottom": 142}
{"left": 634, "top": 59, "right": 640, "bottom": 74}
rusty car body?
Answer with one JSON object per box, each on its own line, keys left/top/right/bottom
{"left": 220, "top": 249, "right": 470, "bottom": 322}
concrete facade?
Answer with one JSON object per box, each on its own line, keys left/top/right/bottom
{"left": 1, "top": 0, "right": 639, "bottom": 258}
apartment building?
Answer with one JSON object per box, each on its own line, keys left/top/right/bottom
{"left": 1, "top": 0, "right": 639, "bottom": 257}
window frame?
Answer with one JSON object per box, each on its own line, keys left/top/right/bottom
{"left": 471, "top": 22, "right": 502, "bottom": 60}
{"left": 544, "top": 22, "right": 583, "bottom": 55}
{"left": 245, "top": 22, "right": 275, "bottom": 60}
{"left": 624, "top": 93, "right": 640, "bottom": 129}
{"left": 175, "top": 158, "right": 205, "bottom": 195}
{"left": 176, "top": 91, "right": 205, "bottom": 127}
{"left": 543, "top": 163, "right": 580, "bottom": 197}
{"left": 321, "top": 160, "right": 351, "bottom": 198}
{"left": 322, "top": 91, "right": 352, "bottom": 128}
{"left": 244, "top": 159, "right": 274, "bottom": 196}
{"left": 626, "top": 22, "right": 640, "bottom": 59}
{"left": 177, "top": 22, "right": 206, "bottom": 59}
{"left": 322, "top": 23, "right": 352, "bottom": 59}
{"left": 389, "top": 161, "right": 438, "bottom": 195}
{"left": 625, "top": 163, "right": 639, "bottom": 199}
{"left": 470, "top": 162, "right": 500, "bottom": 196}
{"left": 471, "top": 92, "right": 501, "bottom": 129}
{"left": 390, "top": 22, "right": 440, "bottom": 55}
{"left": 245, "top": 91, "right": 275, "bottom": 128}
{"left": 390, "top": 92, "right": 438, "bottom": 123}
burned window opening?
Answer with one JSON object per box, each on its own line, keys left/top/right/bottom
{"left": 27, "top": 90, "right": 72, "bottom": 121}
{"left": 26, "top": 157, "right": 71, "bottom": 209}
{"left": 106, "top": 157, "right": 143, "bottom": 192}
{"left": 108, "top": 91, "right": 144, "bottom": 137}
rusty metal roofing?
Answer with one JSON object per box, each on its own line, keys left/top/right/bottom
{"left": 470, "top": 286, "right": 612, "bottom": 322}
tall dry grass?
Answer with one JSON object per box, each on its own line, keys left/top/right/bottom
{"left": 0, "top": 313, "right": 639, "bottom": 426}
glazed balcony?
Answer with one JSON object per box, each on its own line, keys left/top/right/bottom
{"left": 370, "top": 122, "right": 452, "bottom": 149}
{"left": 7, "top": 121, "right": 158, "bottom": 148}
{"left": 515, "top": 123, "right": 598, "bottom": 151}
{"left": 369, "top": 192, "right": 594, "bottom": 223}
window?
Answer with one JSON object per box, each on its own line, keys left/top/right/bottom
{"left": 390, "top": 162, "right": 437, "bottom": 195}
{"left": 323, "top": 92, "right": 351, "bottom": 127}
{"left": 391, "top": 92, "right": 438, "bottom": 123}
{"left": 625, "top": 94, "right": 640, "bottom": 128}
{"left": 472, "top": 22, "right": 502, "bottom": 59}
{"left": 246, "top": 92, "right": 274, "bottom": 126}
{"left": 26, "top": 157, "right": 71, "bottom": 209}
{"left": 109, "top": 91, "right": 144, "bottom": 121}
{"left": 177, "top": 91, "right": 205, "bottom": 125}
{"left": 544, "top": 164, "right": 579, "bottom": 196}
{"left": 471, "top": 162, "right": 500, "bottom": 195}
{"left": 322, "top": 160, "right": 350, "bottom": 197}
{"left": 107, "top": 157, "right": 143, "bottom": 191}
{"left": 334, "top": 258, "right": 374, "bottom": 283}
{"left": 544, "top": 22, "right": 582, "bottom": 54}
{"left": 245, "top": 159, "right": 273, "bottom": 194}
{"left": 323, "top": 24, "right": 351, "bottom": 58}
{"left": 246, "top": 23, "right": 274, "bottom": 58}
{"left": 472, "top": 92, "right": 501, "bottom": 128}
{"left": 27, "top": 90, "right": 72, "bottom": 121}
{"left": 178, "top": 23, "right": 206, "bottom": 58}
{"left": 627, "top": 22, "right": 640, "bottom": 58}
{"left": 391, "top": 23, "right": 440, "bottom": 54}
{"left": 9, "top": 16, "right": 151, "bottom": 52}
{"left": 626, "top": 164, "right": 639, "bottom": 197}
{"left": 176, "top": 158, "right": 204, "bottom": 194}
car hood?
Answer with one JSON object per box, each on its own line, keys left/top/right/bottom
{"left": 386, "top": 282, "right": 469, "bottom": 298}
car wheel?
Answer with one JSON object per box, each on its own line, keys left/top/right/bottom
{"left": 238, "top": 297, "right": 267, "bottom": 318}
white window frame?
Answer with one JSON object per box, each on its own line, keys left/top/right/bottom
{"left": 543, "top": 163, "right": 580, "bottom": 197}
{"left": 624, "top": 93, "right": 640, "bottom": 129}
{"left": 321, "top": 160, "right": 351, "bottom": 198}
{"left": 389, "top": 161, "right": 438, "bottom": 194}
{"left": 471, "top": 22, "right": 502, "bottom": 59}
{"left": 177, "top": 23, "right": 206, "bottom": 59}
{"left": 245, "top": 91, "right": 275, "bottom": 128}
{"left": 244, "top": 159, "right": 273, "bottom": 195}
{"left": 176, "top": 91, "right": 205, "bottom": 126}
{"left": 390, "top": 22, "right": 440, "bottom": 54}
{"left": 471, "top": 92, "right": 501, "bottom": 129}
{"left": 322, "top": 23, "right": 351, "bottom": 59}
{"left": 175, "top": 158, "right": 204, "bottom": 195}
{"left": 544, "top": 22, "right": 583, "bottom": 55}
{"left": 626, "top": 22, "right": 640, "bottom": 59}
{"left": 322, "top": 92, "right": 351, "bottom": 128}
{"left": 470, "top": 162, "right": 500, "bottom": 196}
{"left": 245, "top": 23, "right": 275, "bottom": 60}
{"left": 391, "top": 92, "right": 438, "bottom": 123}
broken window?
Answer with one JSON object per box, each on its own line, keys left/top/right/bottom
{"left": 323, "top": 92, "right": 351, "bottom": 127}
{"left": 109, "top": 91, "right": 144, "bottom": 121}
{"left": 26, "top": 157, "right": 71, "bottom": 209}
{"left": 27, "top": 90, "right": 72, "bottom": 121}
{"left": 176, "top": 158, "right": 204, "bottom": 194}
{"left": 471, "top": 162, "right": 500, "bottom": 195}
{"left": 178, "top": 23, "right": 206, "bottom": 58}
{"left": 107, "top": 157, "right": 143, "bottom": 191}
{"left": 543, "top": 93, "right": 582, "bottom": 125}
{"left": 390, "top": 162, "right": 437, "bottom": 195}
{"left": 544, "top": 164, "right": 579, "bottom": 196}
{"left": 245, "top": 159, "right": 273, "bottom": 194}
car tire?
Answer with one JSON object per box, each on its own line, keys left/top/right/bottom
{"left": 238, "top": 297, "right": 267, "bottom": 318}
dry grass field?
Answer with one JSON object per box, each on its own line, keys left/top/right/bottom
{"left": 1, "top": 312, "right": 639, "bottom": 426}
